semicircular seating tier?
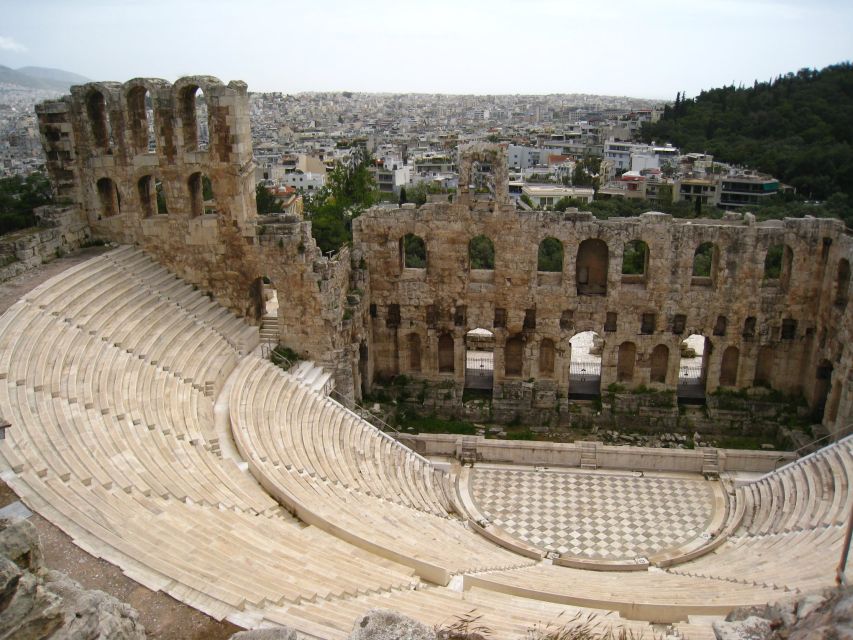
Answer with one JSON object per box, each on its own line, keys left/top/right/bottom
{"left": 228, "top": 355, "right": 531, "bottom": 583}
{"left": 0, "top": 244, "right": 850, "bottom": 639}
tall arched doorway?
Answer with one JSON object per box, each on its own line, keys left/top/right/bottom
{"left": 678, "top": 334, "right": 709, "bottom": 403}
{"left": 465, "top": 328, "right": 494, "bottom": 391}
{"left": 569, "top": 331, "right": 603, "bottom": 398}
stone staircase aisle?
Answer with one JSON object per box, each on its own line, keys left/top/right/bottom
{"left": 579, "top": 441, "right": 598, "bottom": 470}
{"left": 289, "top": 361, "right": 333, "bottom": 395}
{"left": 701, "top": 448, "right": 720, "bottom": 479}
{"left": 259, "top": 313, "right": 278, "bottom": 344}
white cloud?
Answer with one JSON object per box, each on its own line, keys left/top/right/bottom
{"left": 0, "top": 36, "right": 27, "bottom": 52}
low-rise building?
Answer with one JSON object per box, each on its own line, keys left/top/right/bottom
{"left": 674, "top": 175, "right": 721, "bottom": 207}
{"left": 521, "top": 185, "right": 595, "bottom": 207}
{"left": 720, "top": 171, "right": 780, "bottom": 208}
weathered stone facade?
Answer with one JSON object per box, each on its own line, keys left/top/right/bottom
{"left": 35, "top": 84, "right": 852, "bottom": 434}
{"left": 35, "top": 76, "right": 356, "bottom": 388}
{"left": 0, "top": 206, "right": 90, "bottom": 282}
{"left": 353, "top": 144, "right": 853, "bottom": 434}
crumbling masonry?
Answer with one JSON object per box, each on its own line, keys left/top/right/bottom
{"left": 35, "top": 77, "right": 853, "bottom": 434}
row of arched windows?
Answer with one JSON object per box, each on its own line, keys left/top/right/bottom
{"left": 85, "top": 85, "right": 208, "bottom": 156}
{"left": 398, "top": 232, "right": 850, "bottom": 305}
{"left": 407, "top": 333, "right": 758, "bottom": 391}
{"left": 94, "top": 173, "right": 213, "bottom": 219}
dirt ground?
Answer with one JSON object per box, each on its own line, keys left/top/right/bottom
{"left": 0, "top": 248, "right": 243, "bottom": 639}
{"left": 0, "top": 481, "right": 242, "bottom": 639}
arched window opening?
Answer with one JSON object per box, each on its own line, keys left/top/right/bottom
{"left": 127, "top": 86, "right": 156, "bottom": 153}
{"left": 181, "top": 85, "right": 208, "bottom": 152}
{"left": 569, "top": 331, "right": 602, "bottom": 397}
{"left": 617, "top": 341, "right": 636, "bottom": 383}
{"left": 713, "top": 315, "right": 727, "bottom": 337}
{"left": 692, "top": 242, "right": 717, "bottom": 286}
{"left": 438, "top": 333, "right": 454, "bottom": 374}
{"left": 400, "top": 234, "right": 426, "bottom": 269}
{"left": 719, "top": 346, "right": 739, "bottom": 387}
{"left": 621, "top": 239, "right": 649, "bottom": 281}
{"left": 836, "top": 259, "right": 850, "bottom": 307}
{"left": 678, "top": 334, "right": 709, "bottom": 401}
{"left": 764, "top": 244, "right": 793, "bottom": 289}
{"left": 537, "top": 237, "right": 563, "bottom": 272}
{"left": 465, "top": 328, "right": 494, "bottom": 390}
{"left": 407, "top": 333, "right": 421, "bottom": 373}
{"left": 188, "top": 172, "right": 215, "bottom": 217}
{"left": 539, "top": 338, "right": 555, "bottom": 377}
{"left": 650, "top": 344, "right": 669, "bottom": 384}
{"left": 96, "top": 177, "right": 119, "bottom": 218}
{"left": 155, "top": 179, "right": 168, "bottom": 214}
{"left": 86, "top": 90, "right": 111, "bottom": 151}
{"left": 469, "top": 235, "right": 495, "bottom": 270}
{"left": 577, "top": 238, "right": 609, "bottom": 295}
{"left": 754, "top": 345, "right": 774, "bottom": 387}
{"left": 138, "top": 175, "right": 155, "bottom": 218}
{"left": 504, "top": 335, "right": 523, "bottom": 377}
{"left": 469, "top": 159, "right": 495, "bottom": 200}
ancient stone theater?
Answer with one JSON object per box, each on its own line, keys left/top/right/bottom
{"left": 0, "top": 74, "right": 849, "bottom": 638}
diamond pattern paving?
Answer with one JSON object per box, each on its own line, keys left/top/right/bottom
{"left": 470, "top": 467, "right": 714, "bottom": 560}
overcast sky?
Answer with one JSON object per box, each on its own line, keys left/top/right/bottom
{"left": 2, "top": 0, "right": 852, "bottom": 98}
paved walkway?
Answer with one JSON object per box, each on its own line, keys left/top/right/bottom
{"left": 470, "top": 466, "right": 714, "bottom": 560}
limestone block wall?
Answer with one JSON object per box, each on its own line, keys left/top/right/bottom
{"left": 0, "top": 206, "right": 90, "bottom": 282}
{"left": 35, "top": 87, "right": 852, "bottom": 428}
{"left": 353, "top": 188, "right": 852, "bottom": 432}
{"left": 398, "top": 433, "right": 796, "bottom": 473}
{"left": 35, "top": 76, "right": 354, "bottom": 381}
{"left": 36, "top": 76, "right": 260, "bottom": 314}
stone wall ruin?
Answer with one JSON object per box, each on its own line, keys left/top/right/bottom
{"left": 353, "top": 144, "right": 853, "bottom": 434}
{"left": 35, "top": 82, "right": 853, "bottom": 435}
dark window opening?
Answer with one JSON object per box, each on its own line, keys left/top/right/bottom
{"left": 493, "top": 308, "right": 506, "bottom": 329}
{"left": 387, "top": 304, "right": 401, "bottom": 328}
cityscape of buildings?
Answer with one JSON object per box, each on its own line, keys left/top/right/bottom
{"left": 1, "top": 83, "right": 784, "bottom": 213}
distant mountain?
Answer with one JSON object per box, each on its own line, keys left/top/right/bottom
{"left": 0, "top": 65, "right": 89, "bottom": 91}
{"left": 17, "top": 66, "right": 89, "bottom": 86}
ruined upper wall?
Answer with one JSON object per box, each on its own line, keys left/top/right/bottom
{"left": 34, "top": 76, "right": 355, "bottom": 383}
{"left": 35, "top": 76, "right": 260, "bottom": 311}
{"left": 353, "top": 147, "right": 853, "bottom": 431}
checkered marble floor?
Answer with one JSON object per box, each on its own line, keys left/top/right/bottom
{"left": 469, "top": 467, "right": 714, "bottom": 560}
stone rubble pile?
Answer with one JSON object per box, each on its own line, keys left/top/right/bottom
{"left": 0, "top": 517, "right": 146, "bottom": 640}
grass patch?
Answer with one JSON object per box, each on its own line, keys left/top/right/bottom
{"left": 502, "top": 426, "right": 535, "bottom": 440}
{"left": 462, "top": 388, "right": 492, "bottom": 403}
{"left": 398, "top": 414, "right": 477, "bottom": 435}
{"left": 715, "top": 434, "right": 779, "bottom": 450}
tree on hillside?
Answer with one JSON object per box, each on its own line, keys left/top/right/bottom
{"left": 0, "top": 172, "right": 53, "bottom": 235}
{"left": 305, "top": 148, "right": 377, "bottom": 253}
{"left": 255, "top": 183, "right": 283, "bottom": 214}
{"left": 641, "top": 63, "right": 853, "bottom": 209}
